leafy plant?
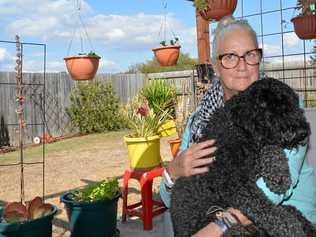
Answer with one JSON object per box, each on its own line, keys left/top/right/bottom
{"left": 295, "top": 0, "right": 316, "bottom": 16}
{"left": 2, "top": 197, "right": 53, "bottom": 223}
{"left": 66, "top": 82, "right": 128, "bottom": 134}
{"left": 78, "top": 51, "right": 100, "bottom": 57}
{"left": 160, "top": 37, "right": 180, "bottom": 47}
{"left": 72, "top": 178, "right": 120, "bottom": 202}
{"left": 124, "top": 95, "right": 171, "bottom": 137}
{"left": 193, "top": 0, "right": 209, "bottom": 12}
{"left": 140, "top": 79, "right": 177, "bottom": 118}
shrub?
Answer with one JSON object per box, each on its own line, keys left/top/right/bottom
{"left": 66, "top": 82, "right": 127, "bottom": 133}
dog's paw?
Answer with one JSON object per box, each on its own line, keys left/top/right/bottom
{"left": 256, "top": 145, "right": 291, "bottom": 194}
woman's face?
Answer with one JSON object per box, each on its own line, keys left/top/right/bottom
{"left": 213, "top": 28, "right": 260, "bottom": 101}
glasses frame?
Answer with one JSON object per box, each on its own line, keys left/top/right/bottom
{"left": 217, "top": 48, "right": 263, "bottom": 69}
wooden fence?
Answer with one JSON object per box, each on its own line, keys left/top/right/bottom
{"left": 0, "top": 64, "right": 315, "bottom": 146}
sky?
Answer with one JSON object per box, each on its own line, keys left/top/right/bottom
{"left": 0, "top": 0, "right": 314, "bottom": 73}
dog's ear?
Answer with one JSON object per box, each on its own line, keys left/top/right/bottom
{"left": 256, "top": 145, "right": 291, "bottom": 194}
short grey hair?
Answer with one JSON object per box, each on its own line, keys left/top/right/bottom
{"left": 211, "top": 16, "right": 258, "bottom": 63}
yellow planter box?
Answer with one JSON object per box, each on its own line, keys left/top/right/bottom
{"left": 124, "top": 135, "right": 162, "bottom": 169}
{"left": 158, "top": 120, "right": 177, "bottom": 137}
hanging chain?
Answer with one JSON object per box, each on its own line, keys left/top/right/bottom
{"left": 15, "top": 35, "right": 25, "bottom": 203}
{"left": 158, "top": 0, "right": 179, "bottom": 45}
{"left": 66, "top": 0, "right": 95, "bottom": 55}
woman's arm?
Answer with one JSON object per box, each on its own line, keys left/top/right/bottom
{"left": 160, "top": 114, "right": 217, "bottom": 207}
{"left": 193, "top": 208, "right": 252, "bottom": 237}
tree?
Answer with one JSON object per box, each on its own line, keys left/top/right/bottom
{"left": 127, "top": 52, "right": 198, "bottom": 73}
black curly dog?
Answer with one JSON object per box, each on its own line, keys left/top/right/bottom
{"left": 170, "top": 78, "right": 316, "bottom": 237}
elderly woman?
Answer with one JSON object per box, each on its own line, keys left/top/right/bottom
{"left": 160, "top": 16, "right": 316, "bottom": 236}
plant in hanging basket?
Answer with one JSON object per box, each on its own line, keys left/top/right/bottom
{"left": 291, "top": 0, "right": 316, "bottom": 40}
{"left": 60, "top": 178, "right": 121, "bottom": 237}
{"left": 0, "top": 197, "right": 57, "bottom": 237}
{"left": 64, "top": 51, "right": 101, "bottom": 81}
{"left": 152, "top": 37, "right": 181, "bottom": 67}
{"left": 193, "top": 0, "right": 238, "bottom": 21}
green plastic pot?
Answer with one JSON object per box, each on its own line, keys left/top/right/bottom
{"left": 0, "top": 205, "right": 57, "bottom": 237}
{"left": 60, "top": 192, "right": 121, "bottom": 237}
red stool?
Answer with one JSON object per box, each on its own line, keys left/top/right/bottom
{"left": 121, "top": 166, "right": 167, "bottom": 230}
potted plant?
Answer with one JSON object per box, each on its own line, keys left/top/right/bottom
{"left": 193, "top": 0, "right": 238, "bottom": 21}
{"left": 60, "top": 178, "right": 121, "bottom": 237}
{"left": 291, "top": 0, "right": 316, "bottom": 40}
{"left": 140, "top": 79, "right": 177, "bottom": 137}
{"left": 152, "top": 37, "right": 181, "bottom": 67}
{"left": 124, "top": 95, "right": 171, "bottom": 170}
{"left": 64, "top": 51, "right": 101, "bottom": 81}
{"left": 0, "top": 197, "right": 57, "bottom": 237}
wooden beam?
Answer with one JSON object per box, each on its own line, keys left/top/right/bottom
{"left": 196, "top": 11, "right": 211, "bottom": 64}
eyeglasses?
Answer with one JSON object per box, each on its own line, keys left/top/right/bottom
{"left": 217, "top": 48, "right": 262, "bottom": 69}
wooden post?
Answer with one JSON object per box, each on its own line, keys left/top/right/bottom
{"left": 196, "top": 11, "right": 211, "bottom": 64}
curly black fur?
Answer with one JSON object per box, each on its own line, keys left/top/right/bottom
{"left": 170, "top": 78, "right": 316, "bottom": 237}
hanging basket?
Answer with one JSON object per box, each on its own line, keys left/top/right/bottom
{"left": 199, "top": 0, "right": 238, "bottom": 21}
{"left": 291, "top": 15, "right": 316, "bottom": 40}
{"left": 152, "top": 45, "right": 181, "bottom": 67}
{"left": 64, "top": 55, "right": 101, "bottom": 81}
{"left": 124, "top": 135, "right": 162, "bottom": 170}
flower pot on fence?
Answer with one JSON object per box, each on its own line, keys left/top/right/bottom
{"left": 168, "top": 138, "right": 182, "bottom": 158}
{"left": 124, "top": 135, "right": 162, "bottom": 170}
{"left": 152, "top": 45, "right": 181, "bottom": 67}
{"left": 199, "top": 0, "right": 238, "bottom": 21}
{"left": 158, "top": 120, "right": 177, "bottom": 137}
{"left": 0, "top": 205, "right": 57, "bottom": 237}
{"left": 64, "top": 55, "right": 101, "bottom": 81}
{"left": 60, "top": 192, "right": 120, "bottom": 237}
{"left": 291, "top": 15, "right": 316, "bottom": 40}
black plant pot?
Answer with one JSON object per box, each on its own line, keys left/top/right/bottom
{"left": 60, "top": 192, "right": 121, "bottom": 237}
{"left": 0, "top": 205, "right": 57, "bottom": 237}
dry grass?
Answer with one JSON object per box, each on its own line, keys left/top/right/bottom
{"left": 0, "top": 130, "right": 176, "bottom": 236}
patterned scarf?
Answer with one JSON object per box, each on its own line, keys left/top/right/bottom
{"left": 190, "top": 78, "right": 224, "bottom": 144}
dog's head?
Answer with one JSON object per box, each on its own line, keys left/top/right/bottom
{"left": 227, "top": 78, "right": 310, "bottom": 149}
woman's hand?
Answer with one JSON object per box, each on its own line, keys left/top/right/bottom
{"left": 227, "top": 208, "right": 252, "bottom": 226}
{"left": 166, "top": 139, "right": 217, "bottom": 180}
{"left": 193, "top": 208, "right": 252, "bottom": 237}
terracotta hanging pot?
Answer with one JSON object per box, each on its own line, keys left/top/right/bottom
{"left": 199, "top": 0, "right": 238, "bottom": 21}
{"left": 64, "top": 54, "right": 101, "bottom": 81}
{"left": 152, "top": 45, "right": 181, "bottom": 67}
{"left": 291, "top": 14, "right": 316, "bottom": 40}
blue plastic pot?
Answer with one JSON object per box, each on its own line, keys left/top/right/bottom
{"left": 0, "top": 205, "right": 57, "bottom": 237}
{"left": 60, "top": 192, "right": 120, "bottom": 237}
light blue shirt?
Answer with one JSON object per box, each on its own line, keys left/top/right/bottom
{"left": 160, "top": 113, "right": 316, "bottom": 225}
